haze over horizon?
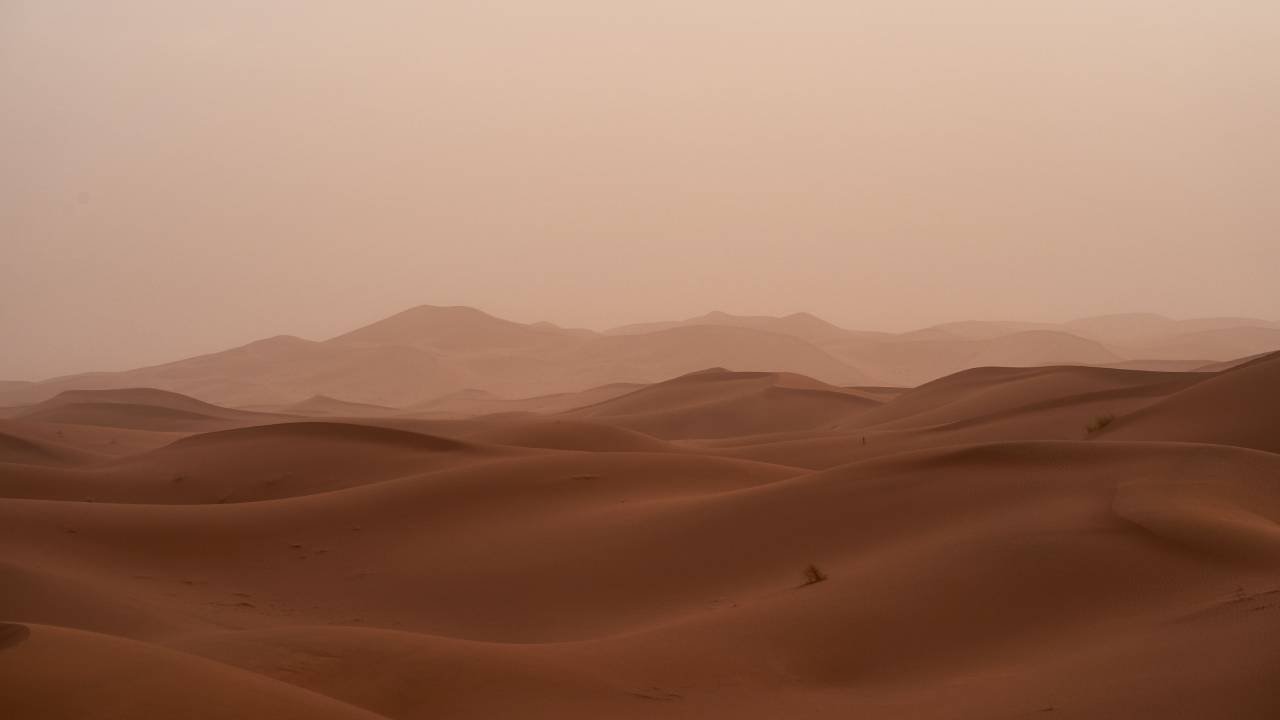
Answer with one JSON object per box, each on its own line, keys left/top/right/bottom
{"left": 5, "top": 1, "right": 1278, "bottom": 379}
{"left": 4, "top": 301, "right": 1280, "bottom": 383}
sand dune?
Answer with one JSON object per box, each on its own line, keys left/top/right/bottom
{"left": 19, "top": 402, "right": 247, "bottom": 433}
{"left": 1134, "top": 326, "right": 1280, "bottom": 362}
{"left": 11, "top": 306, "right": 1275, "bottom": 410}
{"left": 0, "top": 421, "right": 525, "bottom": 504}
{"left": 712, "top": 373, "right": 1205, "bottom": 470}
{"left": 824, "top": 330, "right": 1125, "bottom": 387}
{"left": 0, "top": 335, "right": 466, "bottom": 408}
{"left": 169, "top": 625, "right": 639, "bottom": 720}
{"left": 607, "top": 310, "right": 876, "bottom": 345}
{"left": 0, "top": 423, "right": 99, "bottom": 466}
{"left": 847, "top": 364, "right": 1196, "bottom": 431}
{"left": 560, "top": 326, "right": 872, "bottom": 387}
{"left": 28, "top": 387, "right": 256, "bottom": 416}
{"left": 1096, "top": 358, "right": 1214, "bottom": 372}
{"left": 0, "top": 624, "right": 386, "bottom": 720}
{"left": 1064, "top": 313, "right": 1280, "bottom": 347}
{"left": 1100, "top": 351, "right": 1280, "bottom": 453}
{"left": 1, "top": 415, "right": 189, "bottom": 459}
{"left": 2, "top": 347, "right": 1278, "bottom": 718}
{"left": 567, "top": 368, "right": 881, "bottom": 439}
{"left": 2, "top": 439, "right": 1278, "bottom": 717}
{"left": 12, "top": 387, "right": 264, "bottom": 432}
{"left": 0, "top": 560, "right": 189, "bottom": 639}
{"left": 1196, "top": 350, "right": 1278, "bottom": 372}
{"left": 329, "top": 304, "right": 580, "bottom": 353}
{"left": 271, "top": 395, "right": 404, "bottom": 418}
{"left": 463, "top": 417, "right": 683, "bottom": 453}
{"left": 408, "top": 382, "right": 646, "bottom": 417}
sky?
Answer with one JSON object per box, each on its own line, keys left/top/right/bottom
{"left": 3, "top": 1, "right": 1278, "bottom": 380}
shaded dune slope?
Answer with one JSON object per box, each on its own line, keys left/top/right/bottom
{"left": 710, "top": 365, "right": 1206, "bottom": 468}
{"left": 567, "top": 369, "right": 881, "bottom": 439}
{"left": 0, "top": 421, "right": 523, "bottom": 504}
{"left": 14, "top": 387, "right": 275, "bottom": 433}
{"left": 1100, "top": 351, "right": 1280, "bottom": 453}
{"left": 463, "top": 418, "right": 683, "bottom": 453}
{"left": 0, "top": 624, "right": 387, "bottom": 720}
{"left": 0, "top": 425, "right": 99, "bottom": 466}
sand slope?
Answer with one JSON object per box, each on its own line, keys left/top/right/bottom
{"left": 0, "top": 624, "right": 387, "bottom": 720}
{"left": 0, "top": 424, "right": 99, "bottom": 466}
{"left": 272, "top": 395, "right": 404, "bottom": 417}
{"left": 1100, "top": 350, "right": 1280, "bottom": 453}
{"left": 2, "top": 353, "right": 1278, "bottom": 718}
{"left": 0, "top": 421, "right": 523, "bottom": 504}
{"left": 568, "top": 369, "right": 880, "bottom": 439}
{"left": 407, "top": 382, "right": 645, "bottom": 417}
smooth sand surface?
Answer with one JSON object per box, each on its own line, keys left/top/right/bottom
{"left": 2, "top": 352, "right": 1279, "bottom": 718}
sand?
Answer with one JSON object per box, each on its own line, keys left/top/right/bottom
{"left": 2, "top": 351, "right": 1279, "bottom": 718}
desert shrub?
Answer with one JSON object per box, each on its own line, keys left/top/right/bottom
{"left": 802, "top": 564, "right": 828, "bottom": 586}
{"left": 1086, "top": 413, "right": 1116, "bottom": 434}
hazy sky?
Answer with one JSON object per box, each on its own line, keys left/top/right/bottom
{"left": 3, "top": 1, "right": 1277, "bottom": 380}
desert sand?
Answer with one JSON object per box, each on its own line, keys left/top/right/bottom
{"left": 2, "top": 336, "right": 1279, "bottom": 718}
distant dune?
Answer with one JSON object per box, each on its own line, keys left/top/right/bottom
{"left": 568, "top": 368, "right": 880, "bottom": 439}
{"left": 408, "top": 383, "right": 644, "bottom": 417}
{"left": 463, "top": 418, "right": 682, "bottom": 453}
{"left": 0, "top": 424, "right": 98, "bottom": 466}
{"left": 4, "top": 306, "right": 1276, "bottom": 409}
{"left": 272, "top": 395, "right": 404, "bottom": 418}
{"left": 1134, "top": 326, "right": 1280, "bottom": 362}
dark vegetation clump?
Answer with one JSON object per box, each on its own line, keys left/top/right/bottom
{"left": 1086, "top": 412, "right": 1116, "bottom": 434}
{"left": 802, "top": 564, "right": 828, "bottom": 586}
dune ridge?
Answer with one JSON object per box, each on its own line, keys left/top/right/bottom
{"left": 4, "top": 307, "right": 1277, "bottom": 409}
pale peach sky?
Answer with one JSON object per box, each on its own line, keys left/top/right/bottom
{"left": 3, "top": 1, "right": 1278, "bottom": 380}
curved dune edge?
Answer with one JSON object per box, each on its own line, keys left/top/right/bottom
{"left": 0, "top": 427, "right": 101, "bottom": 467}
{"left": 1100, "top": 350, "right": 1280, "bottom": 453}
{"left": 0, "top": 420, "right": 537, "bottom": 504}
{"left": 0, "top": 624, "right": 389, "bottom": 720}
{"left": 463, "top": 417, "right": 684, "bottom": 453}
{"left": 157, "top": 596, "right": 1280, "bottom": 720}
